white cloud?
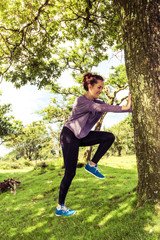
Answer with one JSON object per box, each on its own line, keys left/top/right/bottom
{"left": 92, "top": 50, "right": 125, "bottom": 78}
{"left": 0, "top": 81, "right": 52, "bottom": 125}
{"left": 58, "top": 69, "right": 75, "bottom": 88}
{"left": 0, "top": 145, "right": 12, "bottom": 157}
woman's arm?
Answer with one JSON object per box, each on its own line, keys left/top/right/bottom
{"left": 75, "top": 94, "right": 132, "bottom": 114}
{"left": 121, "top": 93, "right": 132, "bottom": 111}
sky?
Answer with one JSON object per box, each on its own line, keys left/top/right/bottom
{"left": 0, "top": 50, "right": 130, "bottom": 157}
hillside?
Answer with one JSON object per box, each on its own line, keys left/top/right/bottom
{"left": 0, "top": 155, "right": 160, "bottom": 240}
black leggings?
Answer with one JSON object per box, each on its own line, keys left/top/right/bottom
{"left": 58, "top": 127, "right": 115, "bottom": 205}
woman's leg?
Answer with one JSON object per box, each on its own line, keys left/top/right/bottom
{"left": 58, "top": 127, "right": 80, "bottom": 205}
{"left": 80, "top": 131, "right": 115, "bottom": 164}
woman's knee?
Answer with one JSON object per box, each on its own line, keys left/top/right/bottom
{"left": 104, "top": 132, "right": 115, "bottom": 143}
{"left": 64, "top": 169, "right": 76, "bottom": 182}
{"left": 109, "top": 132, "right": 115, "bottom": 143}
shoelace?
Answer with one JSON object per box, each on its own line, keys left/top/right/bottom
{"left": 61, "top": 205, "right": 69, "bottom": 212}
{"left": 95, "top": 165, "right": 103, "bottom": 172}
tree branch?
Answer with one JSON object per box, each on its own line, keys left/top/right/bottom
{"left": 117, "top": 95, "right": 128, "bottom": 105}
{"left": 114, "top": 84, "right": 128, "bottom": 97}
{"left": 103, "top": 86, "right": 114, "bottom": 99}
{"left": 0, "top": 0, "right": 51, "bottom": 76}
{"left": 0, "top": 26, "right": 19, "bottom": 32}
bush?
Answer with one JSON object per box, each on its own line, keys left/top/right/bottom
{"left": 34, "top": 161, "right": 55, "bottom": 171}
{"left": 24, "top": 161, "right": 31, "bottom": 166}
{"left": 0, "top": 161, "right": 11, "bottom": 170}
{"left": 11, "top": 163, "right": 21, "bottom": 169}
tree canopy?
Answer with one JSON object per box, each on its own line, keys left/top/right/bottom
{"left": 0, "top": 0, "right": 120, "bottom": 88}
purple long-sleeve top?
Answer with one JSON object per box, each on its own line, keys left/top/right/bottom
{"left": 64, "top": 95, "right": 131, "bottom": 139}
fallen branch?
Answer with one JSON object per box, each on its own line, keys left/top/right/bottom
{"left": 0, "top": 178, "right": 21, "bottom": 194}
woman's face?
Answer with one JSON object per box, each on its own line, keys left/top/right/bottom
{"left": 88, "top": 80, "right": 104, "bottom": 99}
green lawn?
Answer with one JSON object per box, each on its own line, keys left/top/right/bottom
{"left": 0, "top": 155, "right": 160, "bottom": 240}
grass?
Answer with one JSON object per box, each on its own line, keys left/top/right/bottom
{"left": 0, "top": 155, "right": 160, "bottom": 240}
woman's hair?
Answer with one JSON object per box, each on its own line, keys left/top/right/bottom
{"left": 83, "top": 72, "right": 104, "bottom": 91}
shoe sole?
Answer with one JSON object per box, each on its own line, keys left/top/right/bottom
{"left": 85, "top": 168, "right": 105, "bottom": 179}
{"left": 56, "top": 211, "right": 76, "bottom": 217}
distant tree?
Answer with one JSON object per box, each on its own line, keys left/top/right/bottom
{"left": 105, "top": 115, "right": 135, "bottom": 156}
{"left": 0, "top": 92, "right": 23, "bottom": 144}
{"left": 40, "top": 96, "right": 73, "bottom": 125}
{"left": 5, "top": 121, "right": 51, "bottom": 161}
{"left": 48, "top": 125, "right": 62, "bottom": 157}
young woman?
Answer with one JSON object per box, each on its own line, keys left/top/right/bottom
{"left": 55, "top": 72, "right": 132, "bottom": 216}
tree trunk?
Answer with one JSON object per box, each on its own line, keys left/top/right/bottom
{"left": 118, "top": 148, "right": 121, "bottom": 157}
{"left": 113, "top": 0, "right": 160, "bottom": 205}
{"left": 83, "top": 146, "right": 93, "bottom": 162}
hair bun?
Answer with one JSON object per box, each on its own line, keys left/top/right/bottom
{"left": 86, "top": 76, "right": 92, "bottom": 83}
{"left": 84, "top": 73, "right": 93, "bottom": 83}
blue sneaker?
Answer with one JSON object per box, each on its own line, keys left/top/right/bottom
{"left": 85, "top": 163, "right": 105, "bottom": 179}
{"left": 55, "top": 204, "right": 76, "bottom": 216}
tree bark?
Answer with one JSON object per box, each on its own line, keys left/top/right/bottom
{"left": 113, "top": 0, "right": 160, "bottom": 205}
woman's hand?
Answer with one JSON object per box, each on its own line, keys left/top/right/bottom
{"left": 122, "top": 93, "right": 132, "bottom": 111}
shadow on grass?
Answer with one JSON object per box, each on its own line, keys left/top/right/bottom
{"left": 0, "top": 165, "right": 159, "bottom": 240}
